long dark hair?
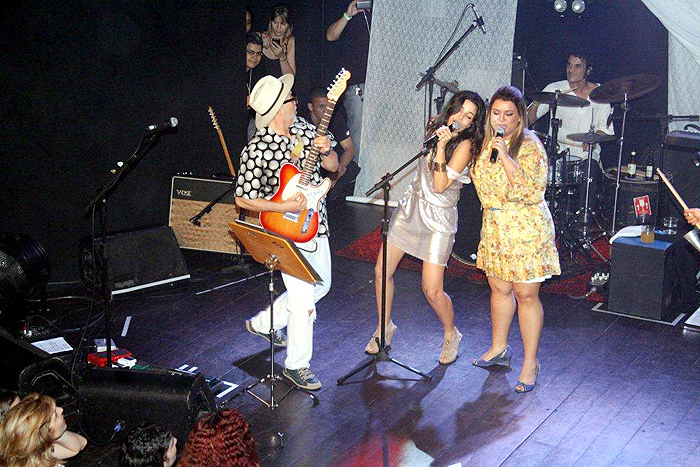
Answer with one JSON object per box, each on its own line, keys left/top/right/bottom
{"left": 426, "top": 90, "right": 486, "bottom": 162}
{"left": 483, "top": 86, "right": 528, "bottom": 160}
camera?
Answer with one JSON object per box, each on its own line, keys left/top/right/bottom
{"left": 356, "top": 0, "right": 372, "bottom": 11}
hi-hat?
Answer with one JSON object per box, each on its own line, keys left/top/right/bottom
{"left": 566, "top": 131, "right": 618, "bottom": 144}
{"left": 589, "top": 74, "right": 661, "bottom": 104}
{"left": 528, "top": 91, "right": 590, "bottom": 107}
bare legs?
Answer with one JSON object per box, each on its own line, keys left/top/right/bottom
{"left": 480, "top": 276, "right": 543, "bottom": 387}
{"left": 369, "top": 242, "right": 457, "bottom": 350}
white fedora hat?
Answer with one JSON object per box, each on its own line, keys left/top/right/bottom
{"left": 249, "top": 74, "right": 295, "bottom": 129}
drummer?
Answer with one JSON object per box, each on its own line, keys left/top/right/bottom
{"left": 528, "top": 49, "right": 613, "bottom": 210}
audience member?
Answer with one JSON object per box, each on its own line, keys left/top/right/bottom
{"left": 178, "top": 409, "right": 259, "bottom": 467}
{"left": 0, "top": 393, "right": 87, "bottom": 466}
{"left": 261, "top": 4, "right": 296, "bottom": 75}
{"left": 245, "top": 7, "right": 253, "bottom": 32}
{"left": 326, "top": 0, "right": 372, "bottom": 175}
{"left": 246, "top": 31, "right": 264, "bottom": 139}
{"left": 306, "top": 86, "right": 360, "bottom": 201}
{"left": 0, "top": 391, "right": 20, "bottom": 420}
{"left": 118, "top": 424, "right": 177, "bottom": 467}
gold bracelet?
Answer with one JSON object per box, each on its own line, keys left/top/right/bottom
{"left": 432, "top": 161, "right": 447, "bottom": 172}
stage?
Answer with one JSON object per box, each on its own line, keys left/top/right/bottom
{"left": 39, "top": 201, "right": 700, "bottom": 466}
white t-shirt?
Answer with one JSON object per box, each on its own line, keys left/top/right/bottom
{"left": 535, "top": 79, "right": 613, "bottom": 164}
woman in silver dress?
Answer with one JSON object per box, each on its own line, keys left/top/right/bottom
{"left": 366, "top": 91, "right": 486, "bottom": 364}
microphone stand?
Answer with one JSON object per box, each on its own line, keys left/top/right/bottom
{"left": 337, "top": 147, "right": 432, "bottom": 385}
{"left": 83, "top": 130, "right": 166, "bottom": 367}
{"left": 416, "top": 21, "right": 478, "bottom": 119}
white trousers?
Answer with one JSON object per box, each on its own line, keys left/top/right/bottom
{"left": 249, "top": 236, "right": 332, "bottom": 370}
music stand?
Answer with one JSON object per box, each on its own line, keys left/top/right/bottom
{"left": 227, "top": 220, "right": 320, "bottom": 421}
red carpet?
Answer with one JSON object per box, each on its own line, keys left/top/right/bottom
{"left": 336, "top": 227, "right": 609, "bottom": 302}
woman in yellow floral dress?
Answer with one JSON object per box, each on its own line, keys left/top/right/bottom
{"left": 470, "top": 86, "right": 560, "bottom": 393}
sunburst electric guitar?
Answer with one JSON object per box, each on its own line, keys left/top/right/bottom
{"left": 259, "top": 69, "right": 350, "bottom": 243}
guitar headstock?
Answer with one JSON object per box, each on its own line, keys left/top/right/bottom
{"left": 208, "top": 106, "right": 221, "bottom": 131}
{"left": 327, "top": 68, "right": 351, "bottom": 103}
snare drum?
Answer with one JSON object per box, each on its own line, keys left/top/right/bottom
{"left": 548, "top": 153, "right": 582, "bottom": 187}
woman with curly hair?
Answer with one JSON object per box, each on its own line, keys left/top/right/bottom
{"left": 365, "top": 90, "right": 487, "bottom": 365}
{"left": 178, "top": 409, "right": 259, "bottom": 467}
{"left": 0, "top": 393, "right": 87, "bottom": 466}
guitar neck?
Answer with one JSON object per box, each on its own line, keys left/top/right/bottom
{"left": 300, "top": 100, "right": 336, "bottom": 185}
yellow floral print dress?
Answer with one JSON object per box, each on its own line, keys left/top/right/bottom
{"left": 470, "top": 134, "right": 560, "bottom": 282}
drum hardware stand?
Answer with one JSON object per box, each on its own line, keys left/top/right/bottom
{"left": 609, "top": 94, "right": 631, "bottom": 235}
{"left": 338, "top": 148, "right": 433, "bottom": 385}
{"left": 228, "top": 221, "right": 321, "bottom": 448}
{"left": 565, "top": 143, "right": 608, "bottom": 263}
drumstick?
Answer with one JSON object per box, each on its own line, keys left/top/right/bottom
{"left": 656, "top": 168, "right": 689, "bottom": 210}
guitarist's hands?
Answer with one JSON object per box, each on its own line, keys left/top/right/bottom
{"left": 281, "top": 192, "right": 307, "bottom": 212}
{"left": 313, "top": 136, "right": 331, "bottom": 154}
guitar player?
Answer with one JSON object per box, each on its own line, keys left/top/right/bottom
{"left": 235, "top": 74, "right": 338, "bottom": 391}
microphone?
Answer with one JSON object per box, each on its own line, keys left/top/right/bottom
{"left": 423, "top": 121, "right": 460, "bottom": 147}
{"left": 470, "top": 4, "right": 486, "bottom": 34}
{"left": 490, "top": 127, "right": 505, "bottom": 163}
{"left": 146, "top": 117, "right": 178, "bottom": 132}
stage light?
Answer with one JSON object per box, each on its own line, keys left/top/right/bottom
{"left": 553, "top": 0, "right": 568, "bottom": 13}
{"left": 0, "top": 233, "right": 50, "bottom": 316}
{"left": 571, "top": 0, "right": 586, "bottom": 14}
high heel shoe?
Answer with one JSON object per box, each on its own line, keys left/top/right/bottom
{"left": 472, "top": 345, "right": 512, "bottom": 368}
{"left": 365, "top": 323, "right": 397, "bottom": 354}
{"left": 515, "top": 361, "right": 540, "bottom": 394}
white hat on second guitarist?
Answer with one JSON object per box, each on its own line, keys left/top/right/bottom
{"left": 249, "top": 74, "right": 295, "bottom": 129}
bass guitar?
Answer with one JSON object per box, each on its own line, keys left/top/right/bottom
{"left": 260, "top": 69, "right": 350, "bottom": 243}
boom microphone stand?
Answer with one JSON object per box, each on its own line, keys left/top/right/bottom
{"left": 337, "top": 149, "right": 432, "bottom": 385}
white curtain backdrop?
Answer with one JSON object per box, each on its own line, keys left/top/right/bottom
{"left": 641, "top": 0, "right": 700, "bottom": 131}
{"left": 355, "top": 0, "right": 518, "bottom": 200}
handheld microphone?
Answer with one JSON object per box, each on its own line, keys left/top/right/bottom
{"left": 471, "top": 4, "right": 486, "bottom": 34}
{"left": 146, "top": 117, "right": 178, "bottom": 132}
{"left": 490, "top": 127, "right": 505, "bottom": 163}
{"left": 423, "top": 121, "right": 460, "bottom": 147}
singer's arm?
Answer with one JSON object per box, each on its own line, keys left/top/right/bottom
{"left": 502, "top": 139, "right": 548, "bottom": 203}
{"left": 433, "top": 137, "right": 472, "bottom": 194}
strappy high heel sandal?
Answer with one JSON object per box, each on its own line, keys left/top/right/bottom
{"left": 365, "top": 323, "right": 397, "bottom": 354}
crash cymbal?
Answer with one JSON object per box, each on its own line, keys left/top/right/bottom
{"left": 528, "top": 91, "right": 590, "bottom": 107}
{"left": 589, "top": 74, "right": 661, "bottom": 104}
{"left": 566, "top": 131, "right": 618, "bottom": 144}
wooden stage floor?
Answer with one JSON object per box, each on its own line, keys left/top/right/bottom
{"left": 63, "top": 202, "right": 700, "bottom": 466}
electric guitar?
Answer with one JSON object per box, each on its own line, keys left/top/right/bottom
{"left": 259, "top": 69, "right": 351, "bottom": 243}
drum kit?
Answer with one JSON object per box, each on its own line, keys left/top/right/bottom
{"left": 529, "top": 74, "right": 662, "bottom": 265}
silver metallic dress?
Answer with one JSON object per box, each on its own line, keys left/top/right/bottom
{"left": 388, "top": 151, "right": 471, "bottom": 266}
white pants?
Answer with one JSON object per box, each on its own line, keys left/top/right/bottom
{"left": 249, "top": 236, "right": 332, "bottom": 370}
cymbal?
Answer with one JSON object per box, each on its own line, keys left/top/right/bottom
{"left": 418, "top": 72, "right": 460, "bottom": 93}
{"left": 589, "top": 74, "right": 661, "bottom": 103}
{"left": 528, "top": 91, "right": 590, "bottom": 107}
{"left": 566, "top": 131, "right": 618, "bottom": 144}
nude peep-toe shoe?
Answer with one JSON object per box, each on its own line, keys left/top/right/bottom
{"left": 439, "top": 328, "right": 463, "bottom": 365}
{"left": 365, "top": 323, "right": 397, "bottom": 354}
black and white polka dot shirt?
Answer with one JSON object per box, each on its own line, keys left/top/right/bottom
{"left": 236, "top": 116, "right": 336, "bottom": 236}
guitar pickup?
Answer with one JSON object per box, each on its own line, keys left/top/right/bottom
{"left": 301, "top": 209, "right": 315, "bottom": 234}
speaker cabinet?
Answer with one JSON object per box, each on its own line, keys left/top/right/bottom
{"left": 661, "top": 131, "right": 700, "bottom": 232}
{"left": 77, "top": 367, "right": 215, "bottom": 445}
{"left": 80, "top": 226, "right": 190, "bottom": 296}
{"left": 608, "top": 236, "right": 697, "bottom": 320}
{"left": 169, "top": 176, "right": 258, "bottom": 254}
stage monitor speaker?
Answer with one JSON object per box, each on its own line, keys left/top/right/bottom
{"left": 661, "top": 131, "right": 700, "bottom": 232}
{"left": 77, "top": 367, "right": 216, "bottom": 445}
{"left": 169, "top": 176, "right": 257, "bottom": 254}
{"left": 607, "top": 236, "right": 697, "bottom": 321}
{"left": 80, "top": 226, "right": 190, "bottom": 296}
{"left": 0, "top": 327, "right": 75, "bottom": 405}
